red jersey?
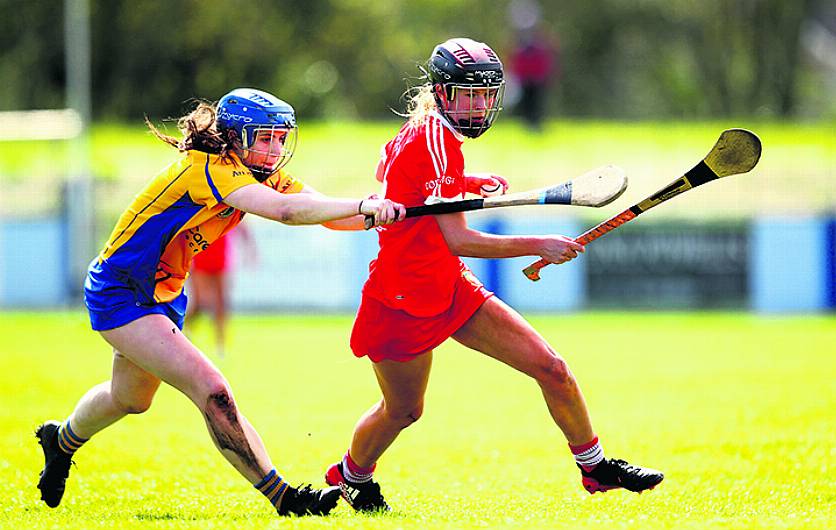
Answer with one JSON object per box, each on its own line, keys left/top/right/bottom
{"left": 363, "top": 112, "right": 469, "bottom": 317}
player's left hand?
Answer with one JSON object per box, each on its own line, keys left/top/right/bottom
{"left": 465, "top": 173, "right": 509, "bottom": 197}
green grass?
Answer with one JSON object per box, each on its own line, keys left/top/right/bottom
{"left": 1, "top": 311, "right": 834, "bottom": 529}
{"left": 1, "top": 120, "right": 834, "bottom": 221}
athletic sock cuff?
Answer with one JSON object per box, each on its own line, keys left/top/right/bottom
{"left": 254, "top": 469, "right": 277, "bottom": 490}
{"left": 345, "top": 451, "right": 376, "bottom": 475}
{"left": 254, "top": 469, "right": 288, "bottom": 509}
{"left": 570, "top": 436, "right": 604, "bottom": 470}
{"left": 569, "top": 436, "right": 599, "bottom": 455}
{"left": 58, "top": 420, "right": 88, "bottom": 454}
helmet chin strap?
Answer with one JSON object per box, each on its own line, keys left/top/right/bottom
{"left": 237, "top": 147, "right": 277, "bottom": 182}
{"left": 249, "top": 166, "right": 274, "bottom": 182}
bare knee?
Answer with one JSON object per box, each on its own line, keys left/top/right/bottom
{"left": 112, "top": 387, "right": 155, "bottom": 414}
{"left": 383, "top": 401, "right": 424, "bottom": 429}
{"left": 203, "top": 384, "right": 239, "bottom": 428}
{"left": 532, "top": 349, "right": 575, "bottom": 389}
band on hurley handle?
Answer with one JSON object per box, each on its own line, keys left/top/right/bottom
{"left": 521, "top": 209, "right": 638, "bottom": 281}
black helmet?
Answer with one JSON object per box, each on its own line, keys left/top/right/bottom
{"left": 426, "top": 38, "right": 505, "bottom": 138}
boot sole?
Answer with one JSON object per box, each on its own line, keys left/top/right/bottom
{"left": 583, "top": 476, "right": 663, "bottom": 494}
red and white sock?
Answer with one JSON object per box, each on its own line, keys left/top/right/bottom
{"left": 342, "top": 451, "right": 375, "bottom": 484}
{"left": 570, "top": 436, "right": 604, "bottom": 471}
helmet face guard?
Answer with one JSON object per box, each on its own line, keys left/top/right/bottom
{"left": 239, "top": 123, "right": 298, "bottom": 181}
{"left": 427, "top": 38, "right": 505, "bottom": 138}
{"left": 435, "top": 83, "right": 505, "bottom": 139}
{"left": 216, "top": 88, "right": 298, "bottom": 181}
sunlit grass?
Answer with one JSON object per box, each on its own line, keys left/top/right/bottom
{"left": 1, "top": 311, "right": 834, "bottom": 529}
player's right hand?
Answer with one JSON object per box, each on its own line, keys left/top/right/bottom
{"left": 361, "top": 197, "right": 406, "bottom": 226}
{"left": 465, "top": 173, "right": 509, "bottom": 197}
{"left": 538, "top": 235, "right": 585, "bottom": 264}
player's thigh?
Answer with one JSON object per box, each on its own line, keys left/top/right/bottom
{"left": 452, "top": 296, "right": 556, "bottom": 375}
{"left": 372, "top": 353, "right": 433, "bottom": 414}
{"left": 100, "top": 314, "right": 226, "bottom": 404}
{"left": 111, "top": 350, "right": 162, "bottom": 412}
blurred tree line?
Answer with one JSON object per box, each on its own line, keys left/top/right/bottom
{"left": 1, "top": 0, "right": 831, "bottom": 121}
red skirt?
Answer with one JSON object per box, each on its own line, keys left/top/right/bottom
{"left": 350, "top": 272, "right": 493, "bottom": 363}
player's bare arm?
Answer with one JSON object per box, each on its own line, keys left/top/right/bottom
{"left": 435, "top": 211, "right": 583, "bottom": 264}
{"left": 224, "top": 183, "right": 405, "bottom": 227}
{"left": 296, "top": 186, "right": 389, "bottom": 231}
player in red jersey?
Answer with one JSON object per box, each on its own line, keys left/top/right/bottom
{"left": 325, "top": 39, "right": 663, "bottom": 511}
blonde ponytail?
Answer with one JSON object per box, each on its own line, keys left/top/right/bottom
{"left": 403, "top": 84, "right": 438, "bottom": 127}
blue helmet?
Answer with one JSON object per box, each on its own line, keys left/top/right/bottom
{"left": 216, "top": 88, "right": 298, "bottom": 179}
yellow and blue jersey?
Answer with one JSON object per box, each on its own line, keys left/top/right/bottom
{"left": 85, "top": 150, "right": 302, "bottom": 330}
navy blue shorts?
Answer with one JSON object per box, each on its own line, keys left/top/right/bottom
{"left": 84, "top": 259, "right": 188, "bottom": 332}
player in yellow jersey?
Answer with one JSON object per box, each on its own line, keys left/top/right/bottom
{"left": 34, "top": 88, "right": 405, "bottom": 516}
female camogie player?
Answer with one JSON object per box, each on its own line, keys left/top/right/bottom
{"left": 325, "top": 39, "right": 664, "bottom": 511}
{"left": 35, "top": 88, "right": 404, "bottom": 517}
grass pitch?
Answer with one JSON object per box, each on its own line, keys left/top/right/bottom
{"left": 1, "top": 311, "right": 834, "bottom": 529}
